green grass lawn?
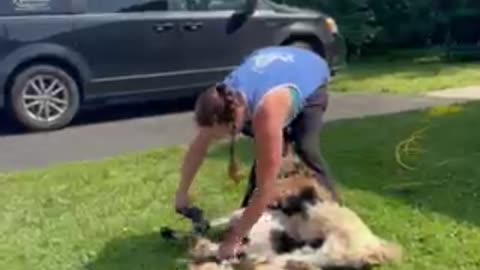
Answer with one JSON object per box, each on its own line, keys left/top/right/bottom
{"left": 331, "top": 49, "right": 480, "bottom": 94}
{"left": 1, "top": 102, "right": 480, "bottom": 270}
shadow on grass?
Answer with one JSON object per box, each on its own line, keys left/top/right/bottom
{"left": 84, "top": 232, "right": 189, "bottom": 270}
{"left": 207, "top": 102, "right": 480, "bottom": 228}
{"left": 84, "top": 228, "right": 227, "bottom": 270}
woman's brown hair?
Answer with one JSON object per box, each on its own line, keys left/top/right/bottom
{"left": 195, "top": 83, "right": 243, "bottom": 183}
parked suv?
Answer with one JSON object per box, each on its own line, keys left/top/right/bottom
{"left": 0, "top": 0, "right": 346, "bottom": 131}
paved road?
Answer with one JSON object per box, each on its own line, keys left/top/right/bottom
{"left": 0, "top": 92, "right": 469, "bottom": 173}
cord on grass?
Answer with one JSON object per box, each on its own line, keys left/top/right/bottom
{"left": 394, "top": 126, "right": 429, "bottom": 171}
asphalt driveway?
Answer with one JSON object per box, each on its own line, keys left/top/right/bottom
{"left": 0, "top": 92, "right": 468, "bottom": 173}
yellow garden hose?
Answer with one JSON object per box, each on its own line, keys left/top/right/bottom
{"left": 394, "top": 126, "right": 429, "bottom": 171}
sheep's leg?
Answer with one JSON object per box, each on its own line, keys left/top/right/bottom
{"left": 271, "top": 248, "right": 324, "bottom": 268}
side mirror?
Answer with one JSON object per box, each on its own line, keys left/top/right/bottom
{"left": 243, "top": 0, "right": 258, "bottom": 15}
{"left": 226, "top": 0, "right": 258, "bottom": 34}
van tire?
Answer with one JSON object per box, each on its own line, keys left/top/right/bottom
{"left": 8, "top": 64, "right": 80, "bottom": 131}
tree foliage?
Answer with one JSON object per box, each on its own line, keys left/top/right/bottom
{"left": 274, "top": 0, "right": 480, "bottom": 56}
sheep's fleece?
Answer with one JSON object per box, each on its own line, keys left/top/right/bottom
{"left": 187, "top": 201, "right": 403, "bottom": 270}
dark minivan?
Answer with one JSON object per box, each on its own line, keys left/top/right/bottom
{"left": 0, "top": 0, "right": 346, "bottom": 131}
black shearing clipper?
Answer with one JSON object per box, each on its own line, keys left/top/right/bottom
{"left": 160, "top": 206, "right": 211, "bottom": 241}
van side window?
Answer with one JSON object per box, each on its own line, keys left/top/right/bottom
{"left": 178, "top": 0, "right": 245, "bottom": 11}
{"left": 0, "top": 0, "right": 73, "bottom": 15}
{"left": 87, "top": 0, "right": 168, "bottom": 13}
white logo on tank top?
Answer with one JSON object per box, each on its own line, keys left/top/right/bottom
{"left": 251, "top": 52, "right": 294, "bottom": 73}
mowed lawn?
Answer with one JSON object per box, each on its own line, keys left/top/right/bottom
{"left": 1, "top": 101, "right": 480, "bottom": 270}
{"left": 331, "top": 49, "right": 480, "bottom": 94}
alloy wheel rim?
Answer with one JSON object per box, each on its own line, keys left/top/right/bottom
{"left": 21, "top": 74, "right": 70, "bottom": 123}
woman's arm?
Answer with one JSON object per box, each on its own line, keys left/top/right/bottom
{"left": 175, "top": 128, "right": 214, "bottom": 210}
{"left": 226, "top": 88, "right": 292, "bottom": 241}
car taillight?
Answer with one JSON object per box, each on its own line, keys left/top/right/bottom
{"left": 325, "top": 17, "right": 338, "bottom": 34}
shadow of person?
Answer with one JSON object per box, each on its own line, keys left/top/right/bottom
{"left": 84, "top": 226, "right": 227, "bottom": 270}
{"left": 84, "top": 232, "right": 190, "bottom": 270}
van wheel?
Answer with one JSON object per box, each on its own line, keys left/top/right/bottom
{"left": 8, "top": 64, "right": 80, "bottom": 131}
{"left": 287, "top": 40, "right": 333, "bottom": 75}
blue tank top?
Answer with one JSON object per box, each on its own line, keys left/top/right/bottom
{"left": 222, "top": 46, "right": 330, "bottom": 125}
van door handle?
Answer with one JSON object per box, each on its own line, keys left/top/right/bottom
{"left": 153, "top": 22, "right": 174, "bottom": 32}
{"left": 183, "top": 22, "right": 203, "bottom": 31}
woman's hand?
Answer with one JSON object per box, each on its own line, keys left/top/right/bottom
{"left": 218, "top": 237, "right": 243, "bottom": 260}
{"left": 218, "top": 226, "right": 244, "bottom": 260}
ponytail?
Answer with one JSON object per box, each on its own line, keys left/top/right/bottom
{"left": 228, "top": 122, "right": 242, "bottom": 183}
{"left": 215, "top": 83, "right": 243, "bottom": 183}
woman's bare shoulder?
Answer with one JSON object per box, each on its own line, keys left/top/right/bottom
{"left": 252, "top": 86, "right": 293, "bottom": 129}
